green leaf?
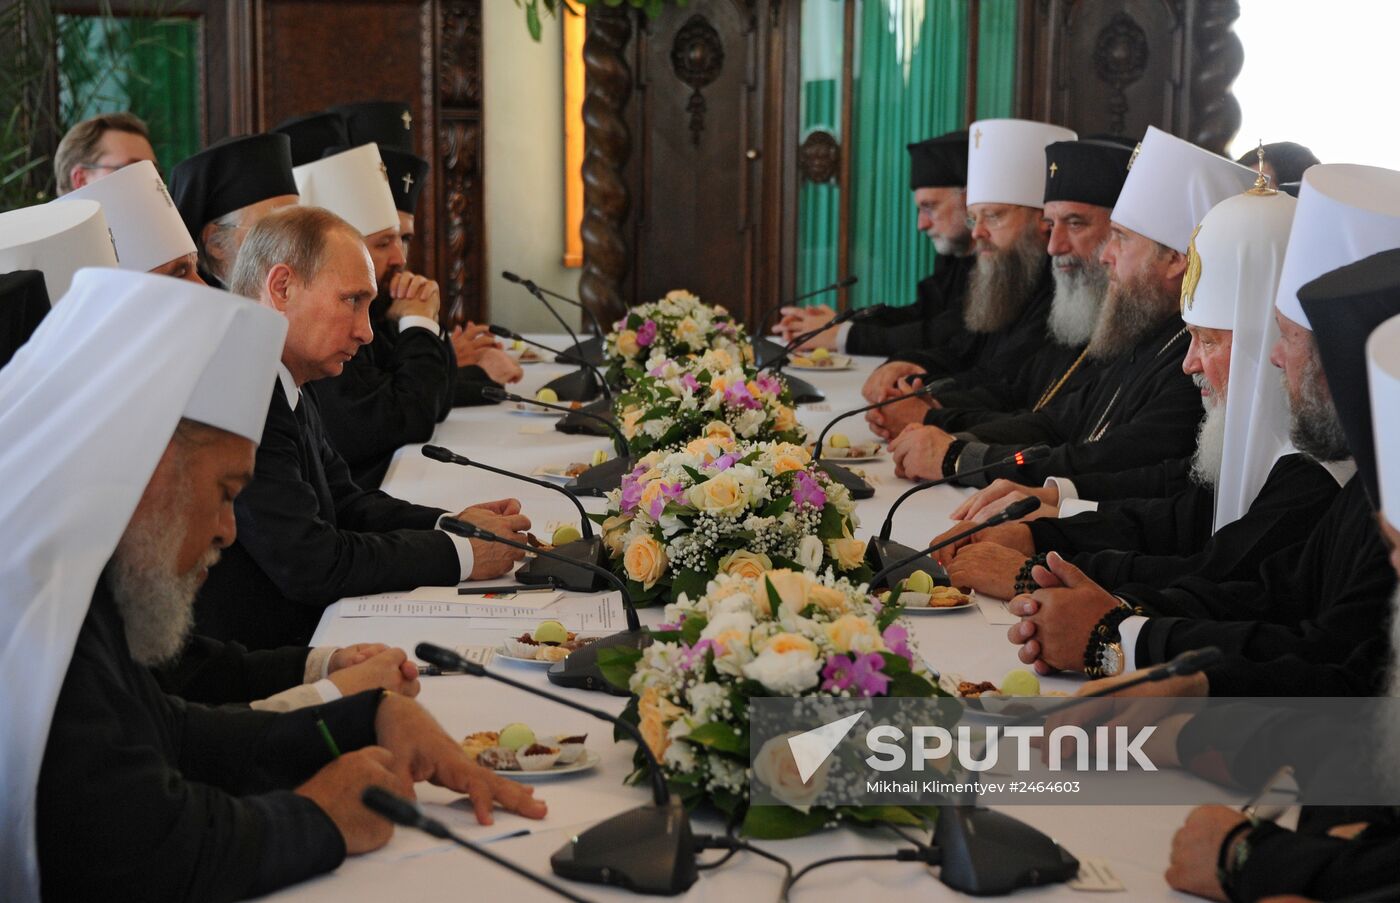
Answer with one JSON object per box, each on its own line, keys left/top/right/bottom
{"left": 683, "top": 721, "right": 748, "bottom": 755}
{"left": 741, "top": 805, "right": 830, "bottom": 839}
{"left": 525, "top": 0, "right": 543, "bottom": 41}
{"left": 763, "top": 576, "right": 783, "bottom": 618}
{"left": 671, "top": 568, "right": 709, "bottom": 605}
{"left": 682, "top": 465, "right": 706, "bottom": 484}
{"left": 760, "top": 495, "right": 792, "bottom": 518}
{"left": 817, "top": 504, "right": 846, "bottom": 540}
{"left": 886, "top": 671, "right": 937, "bottom": 698}
{"left": 679, "top": 614, "right": 708, "bottom": 646}
{"left": 843, "top": 805, "right": 928, "bottom": 827}
{"left": 596, "top": 645, "right": 643, "bottom": 691}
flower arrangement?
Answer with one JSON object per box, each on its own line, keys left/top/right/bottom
{"left": 604, "top": 289, "right": 752, "bottom": 384}
{"left": 596, "top": 438, "right": 870, "bottom": 606}
{"left": 597, "top": 568, "right": 945, "bottom": 838}
{"left": 614, "top": 352, "right": 806, "bottom": 455}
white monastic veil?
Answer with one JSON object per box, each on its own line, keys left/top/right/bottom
{"left": 0, "top": 269, "right": 285, "bottom": 902}
{"left": 1208, "top": 191, "right": 1298, "bottom": 531}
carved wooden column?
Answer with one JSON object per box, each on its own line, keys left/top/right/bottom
{"left": 579, "top": 6, "right": 633, "bottom": 326}
{"left": 438, "top": 0, "right": 485, "bottom": 325}
{"left": 1186, "top": 0, "right": 1243, "bottom": 154}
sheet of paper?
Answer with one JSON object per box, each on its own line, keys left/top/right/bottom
{"left": 341, "top": 592, "right": 621, "bottom": 632}
{"left": 1067, "top": 857, "right": 1125, "bottom": 892}
{"left": 978, "top": 593, "right": 1019, "bottom": 626}
{"left": 406, "top": 585, "right": 563, "bottom": 610}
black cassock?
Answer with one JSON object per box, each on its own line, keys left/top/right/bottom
{"left": 1028, "top": 454, "right": 1343, "bottom": 590}
{"left": 919, "top": 338, "right": 1097, "bottom": 434}
{"left": 196, "top": 382, "right": 461, "bottom": 650}
{"left": 892, "top": 259, "right": 1057, "bottom": 385}
{"left": 312, "top": 300, "right": 501, "bottom": 488}
{"left": 1175, "top": 704, "right": 1400, "bottom": 902}
{"left": 37, "top": 579, "right": 382, "bottom": 902}
{"left": 154, "top": 634, "right": 311, "bottom": 705}
{"left": 948, "top": 318, "right": 1200, "bottom": 486}
{"left": 844, "top": 254, "right": 976, "bottom": 359}
{"left": 1118, "top": 477, "right": 1396, "bottom": 694}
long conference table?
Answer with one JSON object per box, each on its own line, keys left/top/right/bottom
{"left": 269, "top": 341, "right": 1207, "bottom": 902}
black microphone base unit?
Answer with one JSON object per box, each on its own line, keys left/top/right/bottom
{"left": 541, "top": 368, "right": 605, "bottom": 403}
{"left": 753, "top": 335, "right": 786, "bottom": 367}
{"left": 783, "top": 373, "right": 825, "bottom": 406}
{"left": 865, "top": 538, "right": 951, "bottom": 590}
{"left": 559, "top": 335, "right": 606, "bottom": 368}
{"left": 556, "top": 398, "right": 615, "bottom": 437}
{"left": 516, "top": 536, "right": 608, "bottom": 592}
{"left": 551, "top": 800, "right": 698, "bottom": 896}
{"left": 817, "top": 460, "right": 874, "bottom": 500}
{"left": 567, "top": 455, "right": 633, "bottom": 497}
{"left": 547, "top": 627, "right": 652, "bottom": 695}
{"left": 934, "top": 806, "right": 1079, "bottom": 896}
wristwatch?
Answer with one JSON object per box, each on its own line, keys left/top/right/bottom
{"left": 1096, "top": 640, "right": 1125, "bottom": 678}
{"left": 1083, "top": 603, "right": 1140, "bottom": 679}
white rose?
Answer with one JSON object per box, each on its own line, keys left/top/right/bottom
{"left": 795, "top": 535, "right": 824, "bottom": 571}
{"left": 741, "top": 636, "right": 821, "bottom": 694}
{"left": 752, "top": 732, "right": 830, "bottom": 812}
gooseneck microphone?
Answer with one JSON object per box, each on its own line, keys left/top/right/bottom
{"left": 503, "top": 270, "right": 606, "bottom": 340}
{"left": 869, "top": 496, "right": 1041, "bottom": 589}
{"left": 421, "top": 445, "right": 592, "bottom": 539}
{"left": 754, "top": 274, "right": 859, "bottom": 337}
{"left": 810, "top": 380, "right": 939, "bottom": 463}
{"left": 487, "top": 325, "right": 612, "bottom": 403}
{"left": 440, "top": 517, "right": 647, "bottom": 695}
{"left": 504, "top": 270, "right": 585, "bottom": 353}
{"left": 877, "top": 445, "right": 1051, "bottom": 540}
{"left": 361, "top": 786, "right": 597, "bottom": 903}
{"left": 441, "top": 516, "right": 638, "bottom": 632}
{"left": 759, "top": 304, "right": 889, "bottom": 374}
{"left": 482, "top": 386, "right": 629, "bottom": 461}
{"left": 413, "top": 643, "right": 699, "bottom": 895}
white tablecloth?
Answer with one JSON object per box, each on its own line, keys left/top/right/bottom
{"left": 268, "top": 340, "right": 1201, "bottom": 902}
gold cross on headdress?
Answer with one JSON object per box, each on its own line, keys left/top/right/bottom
{"left": 401, "top": 171, "right": 414, "bottom": 193}
{"left": 1048, "top": 162, "right": 1058, "bottom": 178}
{"left": 1126, "top": 142, "right": 1142, "bottom": 171}
{"left": 1246, "top": 139, "right": 1277, "bottom": 196}
{"left": 973, "top": 128, "right": 983, "bottom": 149}
{"left": 401, "top": 110, "right": 412, "bottom": 130}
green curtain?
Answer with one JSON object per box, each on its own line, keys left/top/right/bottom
{"left": 57, "top": 13, "right": 201, "bottom": 174}
{"left": 976, "top": 0, "right": 1017, "bottom": 120}
{"left": 798, "top": 79, "right": 841, "bottom": 295}
{"left": 795, "top": 0, "right": 1020, "bottom": 310}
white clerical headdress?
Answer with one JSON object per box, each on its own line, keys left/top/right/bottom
{"left": 1111, "top": 126, "right": 1257, "bottom": 254}
{"left": 292, "top": 143, "right": 399, "bottom": 236}
{"left": 1274, "top": 164, "right": 1400, "bottom": 330}
{"left": 57, "top": 160, "right": 196, "bottom": 273}
{"left": 1183, "top": 188, "right": 1298, "bottom": 531}
{"left": 0, "top": 268, "right": 286, "bottom": 902}
{"left": 965, "top": 119, "right": 1077, "bottom": 208}
{"left": 1369, "top": 313, "right": 1400, "bottom": 530}
{"left": 0, "top": 200, "right": 118, "bottom": 301}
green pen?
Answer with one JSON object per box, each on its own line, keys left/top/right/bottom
{"left": 316, "top": 718, "right": 342, "bottom": 758}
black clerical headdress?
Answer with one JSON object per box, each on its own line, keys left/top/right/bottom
{"left": 270, "top": 111, "right": 350, "bottom": 167}
{"left": 0, "top": 270, "right": 50, "bottom": 370}
{"left": 907, "top": 131, "right": 968, "bottom": 190}
{"left": 331, "top": 101, "right": 415, "bottom": 152}
{"left": 1297, "top": 248, "right": 1400, "bottom": 509}
{"left": 1043, "top": 138, "right": 1134, "bottom": 209}
{"left": 168, "top": 134, "right": 298, "bottom": 241}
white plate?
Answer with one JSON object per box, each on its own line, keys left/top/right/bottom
{"left": 788, "top": 354, "right": 854, "bottom": 372}
{"left": 496, "top": 639, "right": 600, "bottom": 665}
{"left": 893, "top": 591, "right": 975, "bottom": 614}
{"left": 812, "top": 444, "right": 884, "bottom": 463}
{"left": 492, "top": 749, "right": 601, "bottom": 779}
{"left": 533, "top": 464, "right": 586, "bottom": 483}
{"left": 512, "top": 401, "right": 568, "bottom": 417}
